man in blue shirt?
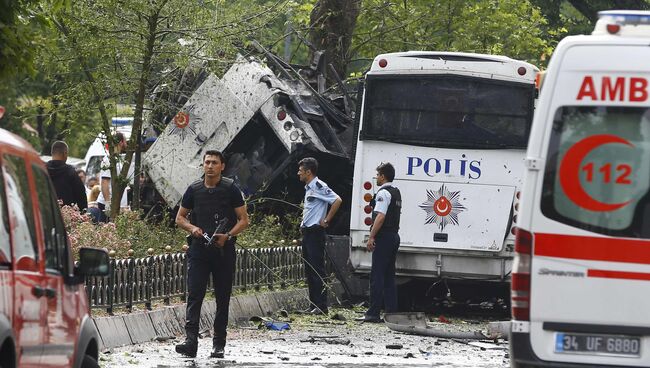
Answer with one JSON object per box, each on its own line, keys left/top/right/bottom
{"left": 297, "top": 157, "right": 342, "bottom": 315}
{"left": 357, "top": 162, "right": 401, "bottom": 323}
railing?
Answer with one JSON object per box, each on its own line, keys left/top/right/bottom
{"left": 85, "top": 246, "right": 306, "bottom": 314}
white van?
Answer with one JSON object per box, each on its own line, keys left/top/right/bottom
{"left": 84, "top": 119, "right": 132, "bottom": 178}
{"left": 511, "top": 11, "right": 650, "bottom": 367}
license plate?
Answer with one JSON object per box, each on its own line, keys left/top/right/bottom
{"left": 555, "top": 333, "right": 641, "bottom": 357}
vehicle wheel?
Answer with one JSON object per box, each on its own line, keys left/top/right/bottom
{"left": 81, "top": 354, "right": 99, "bottom": 368}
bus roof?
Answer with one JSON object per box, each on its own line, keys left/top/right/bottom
{"left": 368, "top": 51, "right": 538, "bottom": 83}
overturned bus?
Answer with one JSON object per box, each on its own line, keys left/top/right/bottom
{"left": 142, "top": 56, "right": 355, "bottom": 233}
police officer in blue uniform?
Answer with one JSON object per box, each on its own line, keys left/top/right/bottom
{"left": 297, "top": 157, "right": 342, "bottom": 315}
{"left": 357, "top": 162, "right": 401, "bottom": 323}
{"left": 175, "top": 150, "right": 249, "bottom": 358}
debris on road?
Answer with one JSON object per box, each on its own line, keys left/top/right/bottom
{"left": 384, "top": 312, "right": 489, "bottom": 340}
{"left": 385, "top": 343, "right": 403, "bottom": 350}
{"left": 301, "top": 335, "right": 351, "bottom": 345}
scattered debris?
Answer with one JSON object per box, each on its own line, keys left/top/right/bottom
{"left": 467, "top": 341, "right": 508, "bottom": 350}
{"left": 301, "top": 336, "right": 351, "bottom": 345}
{"left": 384, "top": 313, "right": 489, "bottom": 340}
{"left": 487, "top": 321, "right": 511, "bottom": 340}
{"left": 404, "top": 352, "right": 415, "bottom": 358}
{"left": 154, "top": 336, "right": 176, "bottom": 342}
{"left": 386, "top": 344, "right": 403, "bottom": 350}
{"left": 330, "top": 312, "right": 347, "bottom": 321}
{"left": 265, "top": 321, "right": 290, "bottom": 331}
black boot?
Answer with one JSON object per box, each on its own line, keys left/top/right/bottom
{"left": 175, "top": 336, "right": 198, "bottom": 358}
{"left": 210, "top": 345, "right": 224, "bottom": 358}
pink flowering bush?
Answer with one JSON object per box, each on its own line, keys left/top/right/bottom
{"left": 61, "top": 205, "right": 184, "bottom": 259}
{"left": 61, "top": 203, "right": 303, "bottom": 259}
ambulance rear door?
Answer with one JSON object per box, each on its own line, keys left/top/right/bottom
{"left": 529, "top": 40, "right": 650, "bottom": 366}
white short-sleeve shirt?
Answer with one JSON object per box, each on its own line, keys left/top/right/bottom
{"left": 373, "top": 182, "right": 394, "bottom": 215}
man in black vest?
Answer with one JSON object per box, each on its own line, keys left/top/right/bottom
{"left": 175, "top": 150, "right": 249, "bottom": 359}
{"left": 357, "top": 162, "right": 402, "bottom": 323}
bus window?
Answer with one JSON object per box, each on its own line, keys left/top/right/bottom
{"left": 361, "top": 75, "right": 535, "bottom": 149}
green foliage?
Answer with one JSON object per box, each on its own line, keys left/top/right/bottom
{"left": 238, "top": 211, "right": 302, "bottom": 248}
{"left": 62, "top": 205, "right": 186, "bottom": 258}
{"left": 113, "top": 210, "right": 187, "bottom": 257}
{"left": 61, "top": 203, "right": 298, "bottom": 259}
{"left": 352, "top": 0, "right": 551, "bottom": 71}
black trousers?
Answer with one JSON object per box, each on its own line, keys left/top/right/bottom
{"left": 185, "top": 241, "right": 236, "bottom": 348}
{"left": 301, "top": 226, "right": 328, "bottom": 311}
{"left": 366, "top": 231, "right": 400, "bottom": 318}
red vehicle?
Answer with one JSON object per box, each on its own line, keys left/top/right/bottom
{"left": 0, "top": 129, "right": 109, "bottom": 368}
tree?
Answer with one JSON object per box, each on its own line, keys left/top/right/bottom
{"left": 309, "top": 0, "right": 362, "bottom": 80}
{"left": 351, "top": 0, "right": 551, "bottom": 70}
{"left": 51, "top": 0, "right": 294, "bottom": 217}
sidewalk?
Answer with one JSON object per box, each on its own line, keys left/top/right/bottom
{"left": 92, "top": 286, "right": 343, "bottom": 350}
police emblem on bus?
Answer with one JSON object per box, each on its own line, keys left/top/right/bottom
{"left": 419, "top": 184, "right": 467, "bottom": 231}
{"left": 169, "top": 103, "right": 203, "bottom": 142}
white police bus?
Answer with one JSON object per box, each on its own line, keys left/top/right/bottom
{"left": 349, "top": 52, "right": 538, "bottom": 296}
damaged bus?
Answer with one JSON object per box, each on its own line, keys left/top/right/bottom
{"left": 349, "top": 52, "right": 538, "bottom": 302}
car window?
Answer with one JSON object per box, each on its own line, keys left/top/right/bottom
{"left": 32, "top": 164, "right": 67, "bottom": 272}
{"left": 3, "top": 154, "right": 38, "bottom": 264}
{"left": 0, "top": 159, "right": 11, "bottom": 266}
{"left": 542, "top": 106, "right": 650, "bottom": 238}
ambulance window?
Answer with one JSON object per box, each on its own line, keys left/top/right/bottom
{"left": 3, "top": 155, "right": 38, "bottom": 265}
{"left": 541, "top": 106, "right": 650, "bottom": 238}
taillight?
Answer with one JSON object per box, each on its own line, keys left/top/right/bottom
{"left": 364, "top": 205, "right": 372, "bottom": 214}
{"left": 517, "top": 66, "right": 526, "bottom": 76}
{"left": 363, "top": 181, "right": 372, "bottom": 190}
{"left": 277, "top": 110, "right": 287, "bottom": 121}
{"left": 363, "top": 193, "right": 373, "bottom": 202}
{"left": 364, "top": 217, "right": 373, "bottom": 226}
{"left": 378, "top": 59, "right": 388, "bottom": 68}
{"left": 509, "top": 191, "right": 521, "bottom": 236}
{"left": 606, "top": 24, "right": 621, "bottom": 34}
{"left": 511, "top": 227, "right": 532, "bottom": 321}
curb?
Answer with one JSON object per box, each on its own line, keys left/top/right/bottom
{"left": 93, "top": 287, "right": 327, "bottom": 350}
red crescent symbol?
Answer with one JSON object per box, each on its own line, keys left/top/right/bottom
{"left": 434, "top": 197, "right": 452, "bottom": 216}
{"left": 559, "top": 134, "right": 633, "bottom": 212}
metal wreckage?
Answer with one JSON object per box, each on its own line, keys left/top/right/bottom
{"left": 143, "top": 47, "right": 356, "bottom": 233}
{"left": 142, "top": 46, "right": 366, "bottom": 300}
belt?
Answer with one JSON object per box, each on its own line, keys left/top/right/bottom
{"left": 300, "top": 225, "right": 324, "bottom": 233}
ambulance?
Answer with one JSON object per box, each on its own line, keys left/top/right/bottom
{"left": 511, "top": 11, "right": 650, "bottom": 367}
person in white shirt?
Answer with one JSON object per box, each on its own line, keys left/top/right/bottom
{"left": 96, "top": 132, "right": 131, "bottom": 218}
{"left": 357, "top": 162, "right": 402, "bottom": 323}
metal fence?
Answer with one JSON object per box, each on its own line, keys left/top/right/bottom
{"left": 84, "top": 246, "right": 306, "bottom": 314}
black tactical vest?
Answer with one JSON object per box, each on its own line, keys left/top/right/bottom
{"left": 189, "top": 177, "right": 236, "bottom": 236}
{"left": 370, "top": 186, "right": 402, "bottom": 234}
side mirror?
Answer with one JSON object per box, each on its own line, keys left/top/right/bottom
{"left": 77, "top": 248, "right": 110, "bottom": 276}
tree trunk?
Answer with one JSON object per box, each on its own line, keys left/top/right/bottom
{"left": 126, "top": 3, "right": 164, "bottom": 213}
{"left": 309, "top": 0, "right": 361, "bottom": 82}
